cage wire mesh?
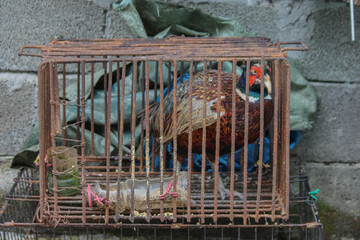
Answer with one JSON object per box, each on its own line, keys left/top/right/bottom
{"left": 1, "top": 37, "right": 322, "bottom": 238}
{"left": 0, "top": 157, "right": 324, "bottom": 239}
{"left": 18, "top": 37, "right": 300, "bottom": 226}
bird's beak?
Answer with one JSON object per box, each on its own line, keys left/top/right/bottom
{"left": 254, "top": 74, "right": 272, "bottom": 95}
{"left": 264, "top": 74, "right": 272, "bottom": 95}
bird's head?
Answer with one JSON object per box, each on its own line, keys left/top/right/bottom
{"left": 237, "top": 64, "right": 272, "bottom": 101}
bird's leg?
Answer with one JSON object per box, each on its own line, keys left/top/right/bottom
{"left": 173, "top": 154, "right": 198, "bottom": 206}
{"left": 174, "top": 154, "right": 185, "bottom": 175}
{"left": 175, "top": 160, "right": 181, "bottom": 175}
{"left": 208, "top": 156, "right": 244, "bottom": 201}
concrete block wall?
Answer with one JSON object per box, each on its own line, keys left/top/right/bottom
{"left": 0, "top": 0, "right": 359, "bottom": 221}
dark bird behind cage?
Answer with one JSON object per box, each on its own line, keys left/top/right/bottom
{"left": 143, "top": 64, "right": 274, "bottom": 200}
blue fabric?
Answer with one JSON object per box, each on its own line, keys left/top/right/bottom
{"left": 146, "top": 74, "right": 301, "bottom": 172}
{"left": 147, "top": 137, "right": 269, "bottom": 173}
{"left": 289, "top": 130, "right": 301, "bottom": 150}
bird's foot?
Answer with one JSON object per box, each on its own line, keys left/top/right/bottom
{"left": 208, "top": 160, "right": 244, "bottom": 201}
{"left": 218, "top": 186, "right": 244, "bottom": 201}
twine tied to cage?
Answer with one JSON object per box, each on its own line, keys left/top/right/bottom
{"left": 159, "top": 180, "right": 178, "bottom": 200}
{"left": 307, "top": 189, "right": 319, "bottom": 205}
{"left": 34, "top": 154, "right": 51, "bottom": 168}
{"left": 87, "top": 184, "right": 113, "bottom": 207}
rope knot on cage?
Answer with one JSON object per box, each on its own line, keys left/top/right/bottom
{"left": 306, "top": 189, "right": 319, "bottom": 205}
{"left": 34, "top": 154, "right": 52, "bottom": 167}
{"left": 159, "top": 180, "right": 178, "bottom": 200}
{"left": 87, "top": 184, "right": 112, "bottom": 207}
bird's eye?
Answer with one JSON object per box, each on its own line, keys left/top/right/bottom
{"left": 252, "top": 70, "right": 257, "bottom": 74}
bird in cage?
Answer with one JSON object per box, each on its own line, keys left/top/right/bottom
{"left": 144, "top": 63, "right": 273, "bottom": 200}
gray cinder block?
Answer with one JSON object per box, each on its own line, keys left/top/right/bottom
{"left": 293, "top": 83, "right": 360, "bottom": 163}
{"left": 0, "top": 0, "right": 105, "bottom": 72}
{"left": 0, "top": 73, "right": 38, "bottom": 155}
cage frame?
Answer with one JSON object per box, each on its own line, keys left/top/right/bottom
{"left": 18, "top": 36, "right": 308, "bottom": 227}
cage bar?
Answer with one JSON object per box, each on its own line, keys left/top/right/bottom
{"left": 243, "top": 60, "right": 250, "bottom": 225}
{"left": 229, "top": 59, "right": 237, "bottom": 222}
{"left": 130, "top": 61, "right": 138, "bottom": 223}
{"left": 187, "top": 61, "right": 194, "bottom": 223}
{"left": 145, "top": 60, "right": 151, "bottom": 222}
{"left": 172, "top": 61, "right": 178, "bottom": 222}
{"left": 255, "top": 58, "right": 265, "bottom": 222}
{"left": 49, "top": 62, "right": 59, "bottom": 219}
{"left": 81, "top": 60, "right": 87, "bottom": 224}
{"left": 200, "top": 60, "right": 207, "bottom": 224}
{"left": 16, "top": 37, "right": 298, "bottom": 227}
{"left": 213, "top": 60, "right": 222, "bottom": 223}
{"left": 159, "top": 60, "right": 165, "bottom": 222}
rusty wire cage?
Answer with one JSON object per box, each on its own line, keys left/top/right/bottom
{"left": 16, "top": 37, "right": 308, "bottom": 228}
{"left": 0, "top": 157, "right": 324, "bottom": 239}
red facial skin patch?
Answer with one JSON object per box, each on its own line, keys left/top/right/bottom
{"left": 249, "top": 65, "right": 261, "bottom": 86}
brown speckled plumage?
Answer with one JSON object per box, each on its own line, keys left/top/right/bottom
{"left": 146, "top": 70, "right": 274, "bottom": 162}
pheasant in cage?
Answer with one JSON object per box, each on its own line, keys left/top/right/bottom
{"left": 146, "top": 64, "right": 274, "bottom": 200}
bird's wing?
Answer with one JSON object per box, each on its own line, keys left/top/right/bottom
{"left": 175, "top": 94, "right": 226, "bottom": 133}
{"left": 162, "top": 77, "right": 226, "bottom": 143}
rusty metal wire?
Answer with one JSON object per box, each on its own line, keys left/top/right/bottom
{"left": 15, "top": 37, "right": 300, "bottom": 228}
{"left": 0, "top": 162, "right": 324, "bottom": 239}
